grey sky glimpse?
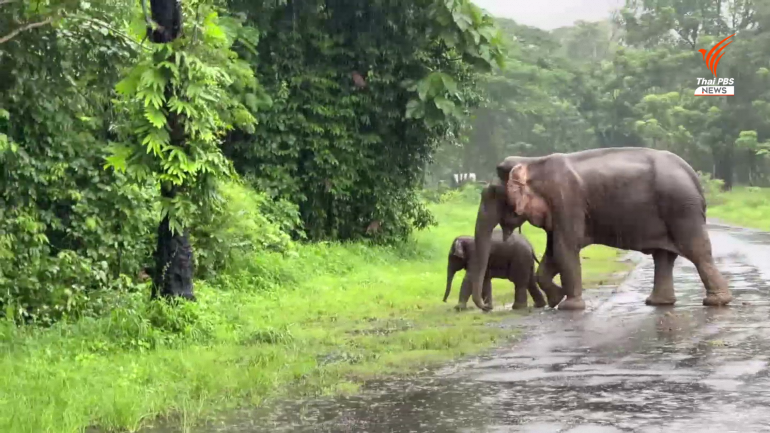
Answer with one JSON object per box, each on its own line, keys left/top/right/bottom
{"left": 472, "top": 0, "right": 624, "bottom": 30}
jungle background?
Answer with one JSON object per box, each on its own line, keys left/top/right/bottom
{"left": 1, "top": 0, "right": 769, "bottom": 431}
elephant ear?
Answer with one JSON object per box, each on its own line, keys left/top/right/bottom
{"left": 452, "top": 238, "right": 465, "bottom": 259}
{"left": 506, "top": 164, "right": 531, "bottom": 215}
{"left": 506, "top": 163, "right": 552, "bottom": 230}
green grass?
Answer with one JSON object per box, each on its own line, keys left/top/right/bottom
{"left": 0, "top": 190, "right": 630, "bottom": 433}
{"left": 707, "top": 186, "right": 770, "bottom": 231}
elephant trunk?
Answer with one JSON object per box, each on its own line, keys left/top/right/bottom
{"left": 443, "top": 263, "right": 457, "bottom": 302}
{"left": 501, "top": 225, "right": 513, "bottom": 242}
{"left": 469, "top": 187, "right": 501, "bottom": 311}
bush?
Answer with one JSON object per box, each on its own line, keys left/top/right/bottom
{"left": 191, "top": 181, "right": 303, "bottom": 279}
{"left": 0, "top": 175, "right": 157, "bottom": 326}
{"left": 0, "top": 176, "right": 303, "bottom": 325}
{"left": 697, "top": 171, "right": 726, "bottom": 206}
{"left": 421, "top": 182, "right": 484, "bottom": 205}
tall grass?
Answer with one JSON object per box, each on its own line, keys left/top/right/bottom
{"left": 0, "top": 186, "right": 629, "bottom": 433}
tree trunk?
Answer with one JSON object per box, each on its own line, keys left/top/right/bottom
{"left": 151, "top": 92, "right": 196, "bottom": 300}
{"left": 147, "top": 0, "right": 193, "bottom": 300}
{"left": 146, "top": 0, "right": 182, "bottom": 43}
{"left": 714, "top": 149, "right": 734, "bottom": 191}
{"left": 152, "top": 185, "right": 196, "bottom": 300}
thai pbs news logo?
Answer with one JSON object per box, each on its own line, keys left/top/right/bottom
{"left": 694, "top": 34, "right": 735, "bottom": 96}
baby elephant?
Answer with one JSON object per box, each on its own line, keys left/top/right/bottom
{"left": 444, "top": 230, "right": 547, "bottom": 310}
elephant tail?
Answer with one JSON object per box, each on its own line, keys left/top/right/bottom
{"left": 532, "top": 252, "right": 540, "bottom": 265}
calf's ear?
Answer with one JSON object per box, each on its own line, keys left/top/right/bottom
{"left": 452, "top": 238, "right": 465, "bottom": 259}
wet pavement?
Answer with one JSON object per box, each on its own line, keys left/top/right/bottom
{"left": 146, "top": 223, "right": 770, "bottom": 433}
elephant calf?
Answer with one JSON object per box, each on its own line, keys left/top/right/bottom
{"left": 444, "top": 230, "right": 546, "bottom": 310}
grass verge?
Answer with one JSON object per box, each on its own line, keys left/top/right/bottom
{"left": 0, "top": 189, "right": 631, "bottom": 433}
{"left": 707, "top": 186, "right": 770, "bottom": 231}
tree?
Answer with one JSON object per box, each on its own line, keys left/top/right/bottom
{"left": 615, "top": 0, "right": 769, "bottom": 190}
{"left": 223, "top": 0, "right": 504, "bottom": 242}
{"left": 0, "top": 0, "right": 66, "bottom": 44}
{"left": 0, "top": 0, "right": 154, "bottom": 323}
{"left": 107, "top": 0, "right": 263, "bottom": 299}
{"left": 552, "top": 19, "right": 621, "bottom": 65}
{"left": 434, "top": 17, "right": 599, "bottom": 180}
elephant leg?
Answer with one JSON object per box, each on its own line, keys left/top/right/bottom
{"left": 553, "top": 233, "right": 585, "bottom": 311}
{"left": 456, "top": 275, "right": 472, "bottom": 310}
{"left": 512, "top": 278, "right": 528, "bottom": 310}
{"left": 537, "top": 255, "right": 563, "bottom": 308}
{"left": 527, "top": 271, "right": 547, "bottom": 308}
{"left": 482, "top": 278, "right": 493, "bottom": 310}
{"left": 458, "top": 274, "right": 493, "bottom": 311}
{"left": 537, "top": 232, "right": 565, "bottom": 308}
{"left": 671, "top": 222, "right": 732, "bottom": 306}
{"left": 646, "top": 249, "right": 678, "bottom": 306}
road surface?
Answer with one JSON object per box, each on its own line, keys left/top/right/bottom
{"left": 148, "top": 223, "right": 770, "bottom": 433}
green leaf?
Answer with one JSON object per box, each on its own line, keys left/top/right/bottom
{"left": 115, "top": 70, "right": 141, "bottom": 95}
{"left": 434, "top": 96, "right": 456, "bottom": 116}
{"left": 417, "top": 77, "right": 432, "bottom": 101}
{"left": 144, "top": 107, "right": 167, "bottom": 129}
{"left": 452, "top": 9, "right": 473, "bottom": 31}
{"left": 85, "top": 217, "right": 97, "bottom": 230}
{"left": 405, "top": 99, "right": 424, "bottom": 119}
{"left": 438, "top": 73, "right": 459, "bottom": 96}
{"left": 104, "top": 155, "right": 127, "bottom": 173}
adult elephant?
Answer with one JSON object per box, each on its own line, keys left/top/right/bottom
{"left": 463, "top": 147, "right": 732, "bottom": 312}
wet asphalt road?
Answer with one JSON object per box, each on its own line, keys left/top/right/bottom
{"left": 150, "top": 223, "right": 770, "bottom": 433}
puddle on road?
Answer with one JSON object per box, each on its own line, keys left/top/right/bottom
{"left": 140, "top": 226, "right": 770, "bottom": 433}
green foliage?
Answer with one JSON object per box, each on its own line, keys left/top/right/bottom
{"left": 225, "top": 0, "right": 502, "bottom": 243}
{"left": 707, "top": 186, "right": 770, "bottom": 230}
{"left": 404, "top": 0, "right": 505, "bottom": 125}
{"left": 613, "top": 0, "right": 770, "bottom": 189}
{"left": 0, "top": 0, "right": 154, "bottom": 324}
{"left": 698, "top": 170, "right": 727, "bottom": 206}
{"left": 191, "top": 180, "right": 302, "bottom": 279}
{"left": 551, "top": 20, "right": 622, "bottom": 64}
{"left": 430, "top": 0, "right": 770, "bottom": 192}
{"left": 0, "top": 0, "right": 506, "bottom": 322}
{"left": 430, "top": 17, "right": 601, "bottom": 179}
{"left": 736, "top": 130, "right": 770, "bottom": 155}
{"left": 109, "top": 1, "right": 263, "bottom": 236}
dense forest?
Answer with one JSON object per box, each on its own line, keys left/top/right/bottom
{"left": 1, "top": 0, "right": 769, "bottom": 325}
{"left": 431, "top": 1, "right": 770, "bottom": 191}
{"left": 1, "top": 0, "right": 506, "bottom": 323}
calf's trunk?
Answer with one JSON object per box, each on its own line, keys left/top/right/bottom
{"left": 443, "top": 263, "right": 458, "bottom": 302}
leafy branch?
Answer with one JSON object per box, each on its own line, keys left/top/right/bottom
{"left": 108, "top": 3, "right": 263, "bottom": 235}
{"left": 404, "top": 0, "right": 505, "bottom": 125}
{"left": 0, "top": 16, "right": 54, "bottom": 44}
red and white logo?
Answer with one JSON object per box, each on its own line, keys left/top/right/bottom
{"left": 694, "top": 34, "right": 735, "bottom": 96}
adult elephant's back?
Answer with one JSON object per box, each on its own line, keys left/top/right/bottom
{"left": 540, "top": 148, "right": 707, "bottom": 255}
